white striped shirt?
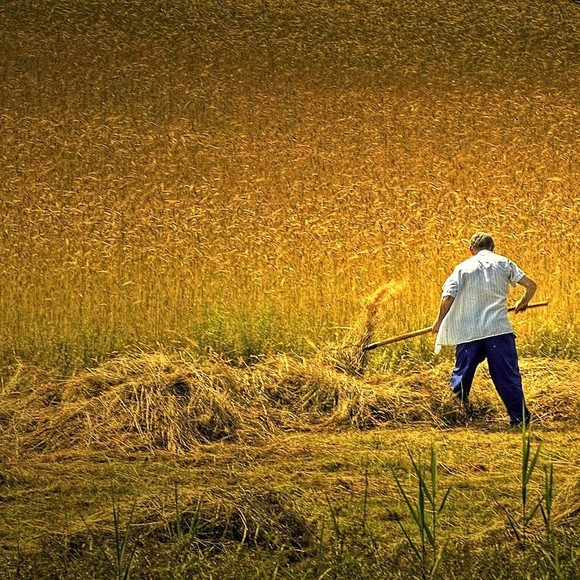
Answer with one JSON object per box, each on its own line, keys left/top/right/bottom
{"left": 435, "top": 250, "right": 525, "bottom": 348}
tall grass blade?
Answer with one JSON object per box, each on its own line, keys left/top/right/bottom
{"left": 392, "top": 446, "right": 451, "bottom": 579}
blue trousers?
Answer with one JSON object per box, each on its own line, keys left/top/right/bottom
{"left": 451, "top": 333, "right": 530, "bottom": 425}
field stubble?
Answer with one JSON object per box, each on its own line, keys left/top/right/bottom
{"left": 0, "top": 348, "right": 579, "bottom": 578}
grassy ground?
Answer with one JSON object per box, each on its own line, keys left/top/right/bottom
{"left": 0, "top": 353, "right": 578, "bottom": 578}
{"left": 1, "top": 424, "right": 578, "bottom": 578}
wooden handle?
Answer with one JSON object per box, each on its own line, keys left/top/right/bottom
{"left": 363, "top": 300, "right": 549, "bottom": 352}
{"left": 507, "top": 300, "right": 549, "bottom": 312}
{"left": 364, "top": 327, "right": 432, "bottom": 351}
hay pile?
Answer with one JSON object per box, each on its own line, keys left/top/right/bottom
{"left": 330, "top": 282, "right": 407, "bottom": 375}
{"left": 1, "top": 350, "right": 578, "bottom": 457}
{"left": 0, "top": 353, "right": 247, "bottom": 454}
{"left": 142, "top": 486, "right": 314, "bottom": 553}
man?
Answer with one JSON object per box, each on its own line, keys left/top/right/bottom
{"left": 432, "top": 232, "right": 537, "bottom": 427}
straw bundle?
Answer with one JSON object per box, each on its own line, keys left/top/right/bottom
{"left": 2, "top": 352, "right": 247, "bottom": 454}
{"left": 1, "top": 353, "right": 579, "bottom": 457}
{"left": 331, "top": 282, "right": 407, "bottom": 375}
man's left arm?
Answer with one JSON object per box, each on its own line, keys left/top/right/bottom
{"left": 514, "top": 276, "right": 537, "bottom": 312}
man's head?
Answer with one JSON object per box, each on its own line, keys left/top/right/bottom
{"left": 469, "top": 232, "right": 495, "bottom": 253}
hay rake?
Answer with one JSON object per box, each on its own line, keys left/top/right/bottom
{"left": 363, "top": 300, "right": 549, "bottom": 352}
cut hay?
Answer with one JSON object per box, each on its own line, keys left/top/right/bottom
{"left": 518, "top": 358, "right": 580, "bottom": 423}
{"left": 329, "top": 281, "right": 407, "bottom": 375}
{"left": 1, "top": 353, "right": 578, "bottom": 457}
{"left": 329, "top": 367, "right": 497, "bottom": 429}
{"left": 1, "top": 352, "right": 248, "bottom": 454}
{"left": 251, "top": 354, "right": 351, "bottom": 426}
{"left": 40, "top": 484, "right": 315, "bottom": 570}
{"left": 329, "top": 361, "right": 580, "bottom": 430}
{"left": 144, "top": 486, "right": 315, "bottom": 553}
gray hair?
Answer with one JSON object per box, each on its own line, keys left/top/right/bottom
{"left": 469, "top": 232, "right": 495, "bottom": 251}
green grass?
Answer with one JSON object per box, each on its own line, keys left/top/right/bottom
{"left": 0, "top": 427, "right": 578, "bottom": 578}
{"left": 391, "top": 445, "right": 451, "bottom": 579}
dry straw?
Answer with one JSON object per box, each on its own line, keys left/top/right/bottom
{"left": 143, "top": 485, "right": 315, "bottom": 553}
{"left": 1, "top": 351, "right": 578, "bottom": 458}
{"left": 329, "top": 281, "right": 408, "bottom": 375}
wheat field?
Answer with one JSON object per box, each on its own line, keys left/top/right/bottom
{"left": 1, "top": 0, "right": 578, "bottom": 373}
{"left": 1, "top": 2, "right": 580, "bottom": 577}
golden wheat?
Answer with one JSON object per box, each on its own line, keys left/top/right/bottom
{"left": 0, "top": 0, "right": 578, "bottom": 373}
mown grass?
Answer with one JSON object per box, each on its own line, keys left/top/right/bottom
{"left": 0, "top": 353, "right": 579, "bottom": 578}
{"left": 1, "top": 0, "right": 579, "bottom": 373}
{"left": 1, "top": 424, "right": 578, "bottom": 578}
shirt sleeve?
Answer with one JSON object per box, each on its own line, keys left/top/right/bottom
{"left": 441, "top": 268, "right": 459, "bottom": 298}
{"left": 506, "top": 260, "right": 525, "bottom": 285}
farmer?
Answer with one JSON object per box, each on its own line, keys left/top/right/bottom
{"left": 432, "top": 232, "right": 537, "bottom": 427}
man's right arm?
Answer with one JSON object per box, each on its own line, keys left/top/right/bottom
{"left": 514, "top": 276, "right": 537, "bottom": 312}
{"left": 432, "top": 295, "right": 455, "bottom": 333}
